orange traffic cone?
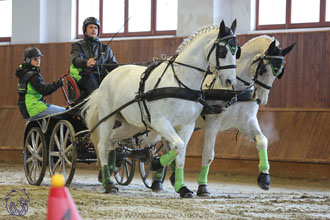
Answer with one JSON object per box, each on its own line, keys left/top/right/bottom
{"left": 47, "top": 174, "right": 82, "bottom": 220}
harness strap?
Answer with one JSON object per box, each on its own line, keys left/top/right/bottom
{"left": 87, "top": 98, "right": 137, "bottom": 136}
{"left": 236, "top": 76, "right": 251, "bottom": 86}
{"left": 201, "top": 84, "right": 254, "bottom": 114}
{"left": 254, "top": 80, "right": 272, "bottom": 90}
{"left": 173, "top": 61, "right": 211, "bottom": 74}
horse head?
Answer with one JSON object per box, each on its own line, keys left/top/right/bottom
{"left": 252, "top": 40, "right": 296, "bottom": 104}
{"left": 205, "top": 19, "right": 240, "bottom": 88}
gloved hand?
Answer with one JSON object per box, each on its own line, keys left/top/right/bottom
{"left": 55, "top": 78, "right": 64, "bottom": 87}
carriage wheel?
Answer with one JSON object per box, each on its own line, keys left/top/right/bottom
{"left": 114, "top": 140, "right": 137, "bottom": 185}
{"left": 139, "top": 142, "right": 167, "bottom": 188}
{"left": 49, "top": 120, "right": 77, "bottom": 186}
{"left": 23, "top": 127, "right": 48, "bottom": 185}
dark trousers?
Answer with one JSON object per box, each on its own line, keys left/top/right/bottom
{"left": 78, "top": 73, "right": 101, "bottom": 97}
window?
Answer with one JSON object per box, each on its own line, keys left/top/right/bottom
{"left": 256, "top": 0, "right": 330, "bottom": 30}
{"left": 0, "top": 0, "right": 12, "bottom": 42}
{"left": 77, "top": 0, "right": 177, "bottom": 38}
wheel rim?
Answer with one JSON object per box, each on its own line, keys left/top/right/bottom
{"left": 114, "top": 138, "right": 137, "bottom": 185}
{"left": 114, "top": 156, "right": 136, "bottom": 185}
{"left": 24, "top": 127, "right": 47, "bottom": 185}
{"left": 49, "top": 120, "right": 76, "bottom": 186}
{"left": 139, "top": 162, "right": 152, "bottom": 188}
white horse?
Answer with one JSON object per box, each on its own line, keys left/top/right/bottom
{"left": 191, "top": 35, "right": 296, "bottom": 196}
{"left": 83, "top": 20, "right": 240, "bottom": 198}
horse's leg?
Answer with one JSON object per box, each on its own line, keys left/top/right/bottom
{"left": 150, "top": 118, "right": 185, "bottom": 170}
{"left": 197, "top": 116, "right": 219, "bottom": 197}
{"left": 98, "top": 114, "right": 118, "bottom": 193}
{"left": 239, "top": 118, "right": 270, "bottom": 190}
{"left": 139, "top": 132, "right": 167, "bottom": 192}
{"left": 174, "top": 122, "right": 196, "bottom": 198}
{"left": 150, "top": 118, "right": 195, "bottom": 198}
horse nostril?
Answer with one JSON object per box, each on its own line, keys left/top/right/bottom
{"left": 256, "top": 99, "right": 261, "bottom": 105}
{"left": 225, "top": 79, "right": 232, "bottom": 86}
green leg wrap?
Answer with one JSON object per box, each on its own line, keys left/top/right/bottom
{"left": 197, "top": 166, "right": 210, "bottom": 185}
{"left": 152, "top": 167, "right": 165, "bottom": 182}
{"left": 174, "top": 167, "right": 184, "bottom": 192}
{"left": 258, "top": 148, "right": 270, "bottom": 172}
{"left": 170, "top": 160, "right": 176, "bottom": 173}
{"left": 159, "top": 149, "right": 177, "bottom": 167}
{"left": 102, "top": 165, "right": 114, "bottom": 188}
{"left": 108, "top": 150, "right": 116, "bottom": 175}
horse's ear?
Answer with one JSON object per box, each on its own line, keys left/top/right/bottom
{"left": 231, "top": 19, "right": 237, "bottom": 34}
{"left": 282, "top": 42, "right": 296, "bottom": 56}
{"left": 267, "top": 40, "right": 276, "bottom": 53}
{"left": 219, "top": 20, "right": 226, "bottom": 38}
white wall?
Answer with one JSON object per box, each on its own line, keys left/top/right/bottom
{"left": 177, "top": 0, "right": 214, "bottom": 36}
{"left": 12, "top": 0, "right": 41, "bottom": 44}
{"left": 177, "top": 0, "right": 254, "bottom": 36}
{"left": 11, "top": 0, "right": 254, "bottom": 44}
{"left": 11, "top": 0, "right": 75, "bottom": 44}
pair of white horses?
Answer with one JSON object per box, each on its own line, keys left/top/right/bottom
{"left": 83, "top": 20, "right": 295, "bottom": 198}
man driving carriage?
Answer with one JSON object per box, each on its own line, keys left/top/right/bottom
{"left": 70, "top": 17, "right": 118, "bottom": 98}
{"left": 16, "top": 47, "right": 65, "bottom": 121}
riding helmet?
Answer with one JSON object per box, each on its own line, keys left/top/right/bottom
{"left": 83, "top": 17, "right": 100, "bottom": 34}
{"left": 24, "top": 47, "right": 43, "bottom": 63}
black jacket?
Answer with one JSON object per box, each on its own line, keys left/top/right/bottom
{"left": 16, "top": 63, "right": 63, "bottom": 119}
{"left": 70, "top": 36, "right": 118, "bottom": 78}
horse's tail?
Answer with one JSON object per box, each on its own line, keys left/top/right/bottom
{"left": 81, "top": 90, "right": 100, "bottom": 160}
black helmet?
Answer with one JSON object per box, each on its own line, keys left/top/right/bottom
{"left": 24, "top": 47, "right": 43, "bottom": 63}
{"left": 83, "top": 17, "right": 100, "bottom": 35}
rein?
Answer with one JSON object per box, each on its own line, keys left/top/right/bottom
{"left": 86, "top": 32, "right": 239, "bottom": 135}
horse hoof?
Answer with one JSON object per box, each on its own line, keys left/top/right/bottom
{"left": 178, "top": 186, "right": 194, "bottom": 198}
{"left": 98, "top": 170, "right": 102, "bottom": 183}
{"left": 169, "top": 172, "right": 175, "bottom": 187}
{"left": 257, "top": 173, "right": 270, "bottom": 190}
{"left": 197, "top": 185, "right": 210, "bottom": 197}
{"left": 105, "top": 183, "right": 119, "bottom": 194}
{"left": 150, "top": 156, "right": 163, "bottom": 171}
{"left": 151, "top": 180, "right": 163, "bottom": 192}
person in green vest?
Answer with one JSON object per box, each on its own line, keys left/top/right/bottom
{"left": 16, "top": 47, "right": 65, "bottom": 121}
{"left": 70, "top": 17, "right": 118, "bottom": 98}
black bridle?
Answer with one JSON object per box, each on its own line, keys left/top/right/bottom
{"left": 207, "top": 34, "right": 241, "bottom": 71}
{"left": 237, "top": 54, "right": 285, "bottom": 91}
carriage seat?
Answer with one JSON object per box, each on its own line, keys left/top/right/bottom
{"left": 67, "top": 75, "right": 81, "bottom": 103}
{"left": 67, "top": 65, "right": 89, "bottom": 103}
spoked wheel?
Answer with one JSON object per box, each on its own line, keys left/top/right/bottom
{"left": 139, "top": 142, "right": 167, "bottom": 188}
{"left": 114, "top": 138, "right": 137, "bottom": 185}
{"left": 49, "top": 120, "right": 77, "bottom": 186}
{"left": 23, "top": 127, "right": 47, "bottom": 185}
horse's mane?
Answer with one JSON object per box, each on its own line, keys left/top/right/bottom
{"left": 237, "top": 35, "right": 279, "bottom": 78}
{"left": 176, "top": 25, "right": 219, "bottom": 54}
{"left": 243, "top": 35, "right": 279, "bottom": 54}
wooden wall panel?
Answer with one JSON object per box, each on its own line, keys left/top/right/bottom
{"left": 187, "top": 110, "right": 330, "bottom": 163}
{"left": 0, "top": 31, "right": 330, "bottom": 165}
{"left": 237, "top": 31, "right": 330, "bottom": 108}
{"left": 1, "top": 31, "right": 330, "bottom": 108}
{"left": 0, "top": 37, "right": 184, "bottom": 107}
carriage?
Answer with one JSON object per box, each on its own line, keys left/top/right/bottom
{"left": 22, "top": 73, "right": 166, "bottom": 188}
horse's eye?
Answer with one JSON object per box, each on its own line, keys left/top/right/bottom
{"left": 270, "top": 59, "right": 281, "bottom": 66}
